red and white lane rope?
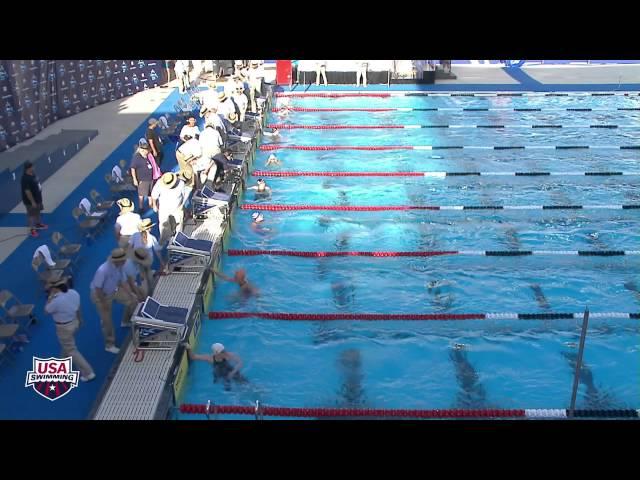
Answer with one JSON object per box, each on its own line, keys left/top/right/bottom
{"left": 241, "top": 204, "right": 640, "bottom": 212}
{"left": 275, "top": 91, "right": 640, "bottom": 98}
{"left": 268, "top": 123, "right": 640, "bottom": 130}
{"left": 227, "top": 249, "right": 640, "bottom": 258}
{"left": 252, "top": 170, "right": 640, "bottom": 177}
{"left": 260, "top": 144, "right": 640, "bottom": 151}
{"left": 208, "top": 311, "right": 640, "bottom": 321}
{"left": 179, "top": 404, "right": 640, "bottom": 418}
{"left": 271, "top": 106, "right": 640, "bottom": 113}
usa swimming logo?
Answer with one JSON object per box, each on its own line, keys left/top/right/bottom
{"left": 25, "top": 357, "right": 79, "bottom": 401}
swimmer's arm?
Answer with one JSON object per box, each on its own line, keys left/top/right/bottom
{"left": 211, "top": 269, "right": 234, "bottom": 282}
{"left": 183, "top": 344, "right": 213, "bottom": 363}
{"left": 246, "top": 186, "right": 258, "bottom": 190}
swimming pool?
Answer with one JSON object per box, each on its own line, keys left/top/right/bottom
{"left": 177, "top": 91, "right": 640, "bottom": 419}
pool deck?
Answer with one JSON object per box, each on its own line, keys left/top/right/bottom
{"left": 1, "top": 64, "right": 639, "bottom": 420}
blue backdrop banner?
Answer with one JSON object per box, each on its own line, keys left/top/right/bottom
{"left": 0, "top": 60, "right": 166, "bottom": 151}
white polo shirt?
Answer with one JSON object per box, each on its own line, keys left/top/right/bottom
{"left": 199, "top": 126, "right": 223, "bottom": 160}
{"left": 179, "top": 125, "right": 201, "bottom": 141}
{"left": 45, "top": 289, "right": 81, "bottom": 324}
{"left": 200, "top": 88, "right": 220, "bottom": 110}
{"left": 216, "top": 99, "right": 236, "bottom": 119}
{"left": 129, "top": 231, "right": 162, "bottom": 253}
{"left": 174, "top": 60, "right": 189, "bottom": 75}
{"left": 115, "top": 212, "right": 142, "bottom": 236}
{"left": 177, "top": 138, "right": 202, "bottom": 159}
{"left": 205, "top": 112, "right": 225, "bottom": 132}
{"left": 151, "top": 180, "right": 186, "bottom": 213}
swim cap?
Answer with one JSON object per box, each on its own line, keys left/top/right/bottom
{"left": 252, "top": 212, "right": 264, "bottom": 222}
{"left": 211, "top": 343, "right": 225, "bottom": 354}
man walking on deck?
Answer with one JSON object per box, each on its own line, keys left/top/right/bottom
{"left": 21, "top": 161, "right": 47, "bottom": 238}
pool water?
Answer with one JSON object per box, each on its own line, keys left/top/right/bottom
{"left": 178, "top": 92, "right": 640, "bottom": 419}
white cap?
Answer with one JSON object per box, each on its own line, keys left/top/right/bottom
{"left": 252, "top": 212, "right": 264, "bottom": 222}
{"left": 211, "top": 343, "right": 225, "bottom": 354}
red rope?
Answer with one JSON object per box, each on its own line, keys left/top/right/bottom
{"left": 260, "top": 145, "right": 414, "bottom": 151}
{"left": 275, "top": 93, "right": 391, "bottom": 98}
{"left": 268, "top": 124, "right": 405, "bottom": 130}
{"left": 179, "top": 403, "right": 526, "bottom": 418}
{"left": 208, "top": 312, "right": 485, "bottom": 321}
{"left": 241, "top": 204, "right": 439, "bottom": 211}
{"left": 252, "top": 171, "right": 424, "bottom": 177}
{"left": 228, "top": 249, "right": 459, "bottom": 258}
{"left": 272, "top": 107, "right": 397, "bottom": 112}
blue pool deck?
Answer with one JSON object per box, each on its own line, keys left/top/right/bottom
{"left": 1, "top": 64, "right": 640, "bottom": 420}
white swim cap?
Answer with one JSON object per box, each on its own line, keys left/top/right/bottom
{"left": 211, "top": 343, "right": 225, "bottom": 354}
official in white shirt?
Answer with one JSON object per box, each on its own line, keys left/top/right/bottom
{"left": 248, "top": 60, "right": 264, "bottom": 112}
{"left": 175, "top": 137, "right": 202, "bottom": 188}
{"left": 123, "top": 247, "right": 154, "bottom": 301}
{"left": 90, "top": 248, "right": 139, "bottom": 353}
{"left": 45, "top": 279, "right": 95, "bottom": 381}
{"left": 216, "top": 91, "right": 237, "bottom": 120}
{"left": 151, "top": 172, "right": 187, "bottom": 245}
{"left": 231, "top": 84, "right": 249, "bottom": 121}
{"left": 114, "top": 198, "right": 142, "bottom": 249}
{"left": 197, "top": 118, "right": 224, "bottom": 188}
{"left": 174, "top": 60, "right": 190, "bottom": 93}
{"left": 316, "top": 61, "right": 328, "bottom": 86}
{"left": 179, "top": 116, "right": 201, "bottom": 143}
{"left": 356, "top": 61, "right": 368, "bottom": 87}
{"left": 128, "top": 218, "right": 166, "bottom": 274}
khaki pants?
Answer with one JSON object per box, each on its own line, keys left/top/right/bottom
{"left": 138, "top": 265, "right": 153, "bottom": 298}
{"left": 91, "top": 289, "right": 138, "bottom": 349}
{"left": 175, "top": 151, "right": 195, "bottom": 187}
{"left": 158, "top": 207, "right": 184, "bottom": 245}
{"left": 56, "top": 318, "right": 94, "bottom": 378}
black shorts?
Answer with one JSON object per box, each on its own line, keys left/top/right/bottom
{"left": 25, "top": 203, "right": 43, "bottom": 217}
{"left": 137, "top": 180, "right": 152, "bottom": 197}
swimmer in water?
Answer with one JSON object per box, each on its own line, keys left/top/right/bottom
{"left": 263, "top": 127, "right": 280, "bottom": 139}
{"left": 250, "top": 211, "right": 273, "bottom": 235}
{"left": 317, "top": 215, "right": 332, "bottom": 230}
{"left": 426, "top": 279, "right": 454, "bottom": 309}
{"left": 184, "top": 342, "right": 248, "bottom": 390}
{"left": 277, "top": 104, "right": 291, "bottom": 118}
{"left": 265, "top": 154, "right": 282, "bottom": 167}
{"left": 247, "top": 178, "right": 272, "bottom": 199}
{"left": 332, "top": 281, "right": 355, "bottom": 308}
{"left": 212, "top": 268, "right": 260, "bottom": 297}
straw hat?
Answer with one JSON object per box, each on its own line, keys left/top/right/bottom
{"left": 130, "top": 247, "right": 152, "bottom": 268}
{"left": 250, "top": 60, "right": 259, "bottom": 67}
{"left": 117, "top": 198, "right": 134, "bottom": 212}
{"left": 160, "top": 172, "right": 179, "bottom": 189}
{"left": 228, "top": 112, "right": 237, "bottom": 122}
{"left": 110, "top": 247, "right": 128, "bottom": 262}
{"left": 217, "top": 91, "right": 227, "bottom": 101}
{"left": 47, "top": 278, "right": 68, "bottom": 290}
{"left": 137, "top": 218, "right": 155, "bottom": 232}
{"left": 179, "top": 169, "right": 193, "bottom": 183}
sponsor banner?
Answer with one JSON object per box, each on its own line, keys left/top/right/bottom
{"left": 0, "top": 60, "right": 166, "bottom": 151}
